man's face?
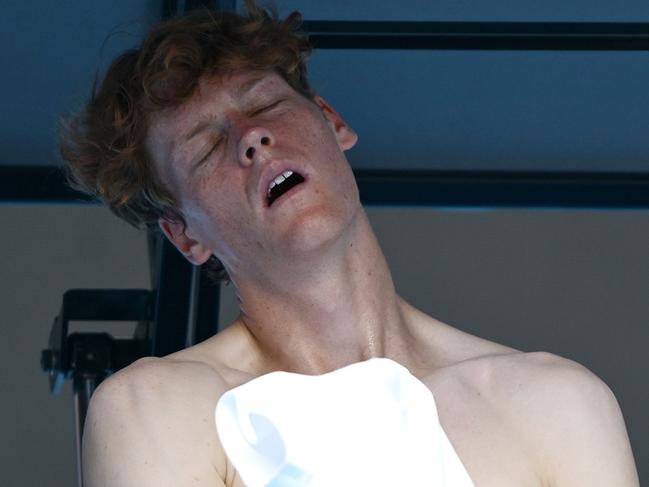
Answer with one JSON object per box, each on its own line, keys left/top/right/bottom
{"left": 146, "top": 70, "right": 359, "bottom": 280}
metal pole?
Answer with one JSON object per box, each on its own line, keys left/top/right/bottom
{"left": 304, "top": 21, "right": 649, "bottom": 51}
{"left": 73, "top": 374, "right": 98, "bottom": 487}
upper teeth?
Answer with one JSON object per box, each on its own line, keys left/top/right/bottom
{"left": 267, "top": 170, "right": 294, "bottom": 196}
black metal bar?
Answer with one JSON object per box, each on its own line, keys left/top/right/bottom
{"left": 62, "top": 289, "right": 152, "bottom": 321}
{"left": 303, "top": 21, "right": 649, "bottom": 50}
{"left": 164, "top": 0, "right": 234, "bottom": 18}
{"left": 161, "top": 0, "right": 179, "bottom": 19}
{"left": 73, "top": 374, "right": 95, "bottom": 487}
{"left": 183, "top": 0, "right": 221, "bottom": 11}
{"left": 354, "top": 169, "right": 649, "bottom": 209}
{"left": 0, "top": 165, "right": 95, "bottom": 204}
{"left": 5, "top": 165, "right": 649, "bottom": 209}
{"left": 194, "top": 267, "right": 221, "bottom": 342}
{"left": 151, "top": 237, "right": 194, "bottom": 356}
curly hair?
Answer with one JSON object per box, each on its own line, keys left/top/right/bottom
{"left": 60, "top": 0, "right": 313, "bottom": 281}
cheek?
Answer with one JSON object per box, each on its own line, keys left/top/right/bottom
{"left": 283, "top": 116, "right": 334, "bottom": 158}
{"left": 186, "top": 178, "right": 229, "bottom": 222}
{"left": 184, "top": 173, "right": 255, "bottom": 240}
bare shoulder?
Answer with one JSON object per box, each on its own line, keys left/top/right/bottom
{"left": 477, "top": 350, "right": 625, "bottom": 425}
{"left": 84, "top": 356, "right": 230, "bottom": 486}
{"left": 461, "top": 351, "right": 639, "bottom": 487}
{"left": 468, "top": 349, "right": 612, "bottom": 394}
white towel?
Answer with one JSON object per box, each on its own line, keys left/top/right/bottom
{"left": 215, "top": 357, "right": 474, "bottom": 487}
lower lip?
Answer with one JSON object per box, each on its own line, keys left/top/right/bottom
{"left": 267, "top": 180, "right": 307, "bottom": 210}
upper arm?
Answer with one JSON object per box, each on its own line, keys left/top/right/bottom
{"left": 521, "top": 353, "right": 639, "bottom": 487}
{"left": 82, "top": 359, "right": 227, "bottom": 487}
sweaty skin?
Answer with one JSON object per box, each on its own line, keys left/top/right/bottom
{"left": 81, "top": 71, "right": 640, "bottom": 487}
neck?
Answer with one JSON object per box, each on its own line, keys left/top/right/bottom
{"left": 228, "top": 209, "right": 423, "bottom": 376}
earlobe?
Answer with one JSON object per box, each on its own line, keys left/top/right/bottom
{"left": 314, "top": 96, "right": 358, "bottom": 151}
{"left": 158, "top": 218, "right": 213, "bottom": 266}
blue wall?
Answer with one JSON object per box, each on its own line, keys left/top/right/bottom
{"left": 1, "top": 0, "right": 159, "bottom": 166}
{"left": 2, "top": 0, "right": 648, "bottom": 170}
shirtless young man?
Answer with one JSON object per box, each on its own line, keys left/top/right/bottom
{"left": 63, "top": 3, "right": 639, "bottom": 486}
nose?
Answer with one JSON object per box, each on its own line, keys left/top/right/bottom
{"left": 238, "top": 126, "right": 274, "bottom": 167}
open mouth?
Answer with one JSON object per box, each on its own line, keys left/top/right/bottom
{"left": 266, "top": 170, "right": 306, "bottom": 207}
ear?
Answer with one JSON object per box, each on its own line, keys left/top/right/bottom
{"left": 158, "top": 217, "right": 213, "bottom": 266}
{"left": 314, "top": 96, "right": 358, "bottom": 151}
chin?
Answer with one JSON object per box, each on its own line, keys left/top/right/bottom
{"left": 281, "top": 206, "right": 356, "bottom": 255}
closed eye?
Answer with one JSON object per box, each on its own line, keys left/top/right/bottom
{"left": 196, "top": 138, "right": 222, "bottom": 166}
{"left": 249, "top": 99, "right": 284, "bottom": 117}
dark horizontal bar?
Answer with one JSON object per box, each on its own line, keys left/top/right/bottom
{"left": 62, "top": 289, "right": 153, "bottom": 321}
{"left": 354, "top": 169, "right": 649, "bottom": 209}
{"left": 2, "top": 165, "right": 649, "bottom": 209}
{"left": 303, "top": 21, "right": 649, "bottom": 50}
{"left": 0, "top": 165, "right": 96, "bottom": 204}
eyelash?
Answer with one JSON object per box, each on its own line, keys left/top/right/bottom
{"left": 251, "top": 99, "right": 284, "bottom": 116}
{"left": 197, "top": 139, "right": 221, "bottom": 165}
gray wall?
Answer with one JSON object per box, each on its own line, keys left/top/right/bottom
{"left": 0, "top": 205, "right": 149, "bottom": 486}
{"left": 2, "top": 204, "right": 646, "bottom": 485}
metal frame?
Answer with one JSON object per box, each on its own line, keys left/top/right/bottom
{"left": 356, "top": 169, "right": 649, "bottom": 210}
{"left": 3, "top": 165, "right": 649, "bottom": 209}
{"left": 40, "top": 289, "right": 152, "bottom": 487}
{"left": 303, "top": 21, "right": 649, "bottom": 50}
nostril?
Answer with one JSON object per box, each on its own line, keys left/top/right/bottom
{"left": 246, "top": 147, "right": 254, "bottom": 159}
{"left": 261, "top": 136, "right": 270, "bottom": 146}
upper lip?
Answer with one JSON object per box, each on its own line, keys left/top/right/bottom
{"left": 257, "top": 161, "right": 308, "bottom": 208}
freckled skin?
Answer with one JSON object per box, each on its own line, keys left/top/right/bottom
{"left": 147, "top": 71, "right": 360, "bottom": 286}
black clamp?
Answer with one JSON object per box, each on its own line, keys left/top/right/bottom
{"left": 41, "top": 289, "right": 154, "bottom": 394}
